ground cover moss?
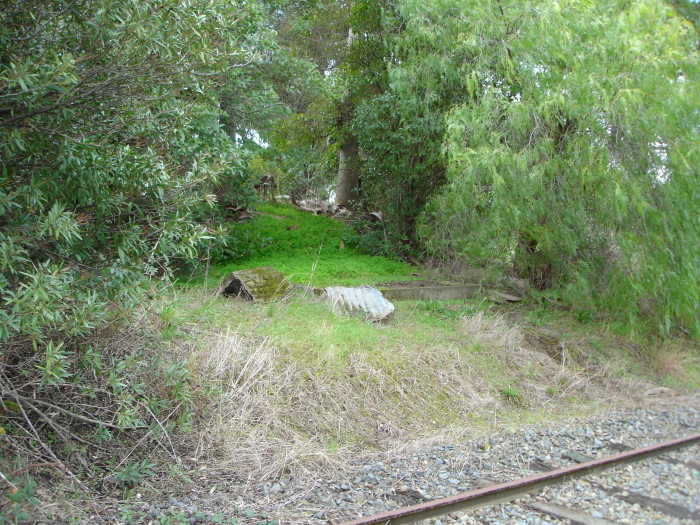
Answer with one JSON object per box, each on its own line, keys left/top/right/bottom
{"left": 180, "top": 204, "right": 421, "bottom": 287}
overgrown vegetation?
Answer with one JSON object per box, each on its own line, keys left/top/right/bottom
{"left": 414, "top": 0, "right": 700, "bottom": 337}
{"left": 274, "top": 0, "right": 700, "bottom": 336}
{"left": 189, "top": 203, "right": 418, "bottom": 286}
{"left": 1, "top": 0, "right": 699, "bottom": 521}
{"left": 0, "top": 0, "right": 264, "bottom": 513}
{"left": 131, "top": 284, "right": 700, "bottom": 489}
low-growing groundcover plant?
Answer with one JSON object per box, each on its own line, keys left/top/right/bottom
{"left": 188, "top": 203, "right": 420, "bottom": 287}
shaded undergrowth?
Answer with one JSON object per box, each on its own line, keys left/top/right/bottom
{"left": 181, "top": 203, "right": 422, "bottom": 288}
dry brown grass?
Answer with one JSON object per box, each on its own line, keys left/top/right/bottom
{"left": 647, "top": 341, "right": 700, "bottom": 388}
{"left": 457, "top": 311, "right": 645, "bottom": 408}
{"left": 179, "top": 323, "right": 500, "bottom": 481}
{"left": 459, "top": 311, "right": 525, "bottom": 350}
{"left": 653, "top": 348, "right": 691, "bottom": 378}
{"left": 168, "top": 305, "right": 660, "bottom": 484}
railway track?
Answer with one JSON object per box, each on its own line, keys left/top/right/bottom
{"left": 76, "top": 403, "right": 698, "bottom": 524}
{"left": 337, "top": 433, "right": 700, "bottom": 525}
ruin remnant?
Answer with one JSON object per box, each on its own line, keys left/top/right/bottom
{"left": 325, "top": 285, "right": 395, "bottom": 320}
{"left": 219, "top": 267, "right": 289, "bottom": 302}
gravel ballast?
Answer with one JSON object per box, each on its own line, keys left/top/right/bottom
{"left": 274, "top": 397, "right": 700, "bottom": 524}
{"left": 76, "top": 396, "right": 700, "bottom": 524}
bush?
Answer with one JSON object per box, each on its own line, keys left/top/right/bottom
{"left": 399, "top": 0, "right": 700, "bottom": 337}
{"left": 0, "top": 0, "right": 262, "bottom": 483}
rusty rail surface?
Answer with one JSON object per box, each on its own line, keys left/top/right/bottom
{"left": 338, "top": 432, "right": 700, "bottom": 525}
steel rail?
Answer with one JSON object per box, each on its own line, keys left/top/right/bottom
{"left": 338, "top": 432, "right": 700, "bottom": 525}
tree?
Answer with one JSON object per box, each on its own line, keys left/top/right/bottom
{"left": 0, "top": 0, "right": 265, "bottom": 476}
{"left": 265, "top": 0, "right": 390, "bottom": 207}
{"left": 351, "top": 0, "right": 467, "bottom": 249}
{"left": 1, "top": 0, "right": 262, "bottom": 344}
{"left": 405, "top": 0, "right": 699, "bottom": 335}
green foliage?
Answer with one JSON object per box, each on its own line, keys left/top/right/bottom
{"left": 250, "top": 2, "right": 350, "bottom": 203}
{"left": 162, "top": 359, "right": 195, "bottom": 428}
{"left": 0, "top": 0, "right": 262, "bottom": 348}
{"left": 111, "top": 459, "right": 156, "bottom": 488}
{"left": 405, "top": 0, "right": 699, "bottom": 336}
{"left": 1, "top": 2, "right": 697, "bottom": 507}
{"left": 199, "top": 204, "right": 417, "bottom": 286}
{"left": 268, "top": 141, "right": 338, "bottom": 202}
{"left": 0, "top": 474, "right": 39, "bottom": 525}
{"left": 0, "top": 0, "right": 267, "bottom": 476}
{"left": 351, "top": 0, "right": 476, "bottom": 247}
{"left": 341, "top": 215, "right": 412, "bottom": 260}
{"left": 264, "top": 0, "right": 398, "bottom": 212}
{"left": 353, "top": 92, "right": 447, "bottom": 249}
{"left": 499, "top": 387, "right": 523, "bottom": 405}
{"left": 277, "top": 0, "right": 700, "bottom": 336}
{"left": 36, "top": 341, "right": 72, "bottom": 385}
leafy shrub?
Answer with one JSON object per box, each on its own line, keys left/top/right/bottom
{"left": 342, "top": 217, "right": 412, "bottom": 260}
{"left": 111, "top": 459, "right": 156, "bottom": 489}
{"left": 0, "top": 475, "right": 39, "bottom": 525}
{"left": 394, "top": 0, "right": 700, "bottom": 337}
{"left": 0, "top": 0, "right": 261, "bottom": 344}
{"left": 0, "top": 0, "right": 263, "bottom": 483}
{"left": 353, "top": 91, "right": 447, "bottom": 251}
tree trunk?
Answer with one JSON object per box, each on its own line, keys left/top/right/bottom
{"left": 335, "top": 135, "right": 359, "bottom": 207}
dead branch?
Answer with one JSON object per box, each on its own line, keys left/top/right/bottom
{"left": 1, "top": 372, "right": 87, "bottom": 491}
{"left": 17, "top": 396, "right": 140, "bottom": 430}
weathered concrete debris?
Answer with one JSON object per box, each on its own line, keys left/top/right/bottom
{"left": 219, "top": 266, "right": 289, "bottom": 302}
{"left": 325, "top": 285, "right": 395, "bottom": 320}
{"left": 378, "top": 284, "right": 522, "bottom": 303}
{"left": 380, "top": 284, "right": 480, "bottom": 301}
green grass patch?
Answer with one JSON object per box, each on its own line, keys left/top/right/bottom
{"left": 181, "top": 204, "right": 421, "bottom": 287}
{"left": 146, "top": 279, "right": 700, "bottom": 486}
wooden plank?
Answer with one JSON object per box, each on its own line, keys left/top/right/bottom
{"left": 595, "top": 484, "right": 700, "bottom": 521}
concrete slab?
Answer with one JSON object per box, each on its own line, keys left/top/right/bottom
{"left": 379, "top": 284, "right": 481, "bottom": 301}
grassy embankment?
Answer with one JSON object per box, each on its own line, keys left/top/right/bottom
{"left": 183, "top": 203, "right": 421, "bottom": 288}
{"left": 159, "top": 203, "right": 699, "bottom": 479}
